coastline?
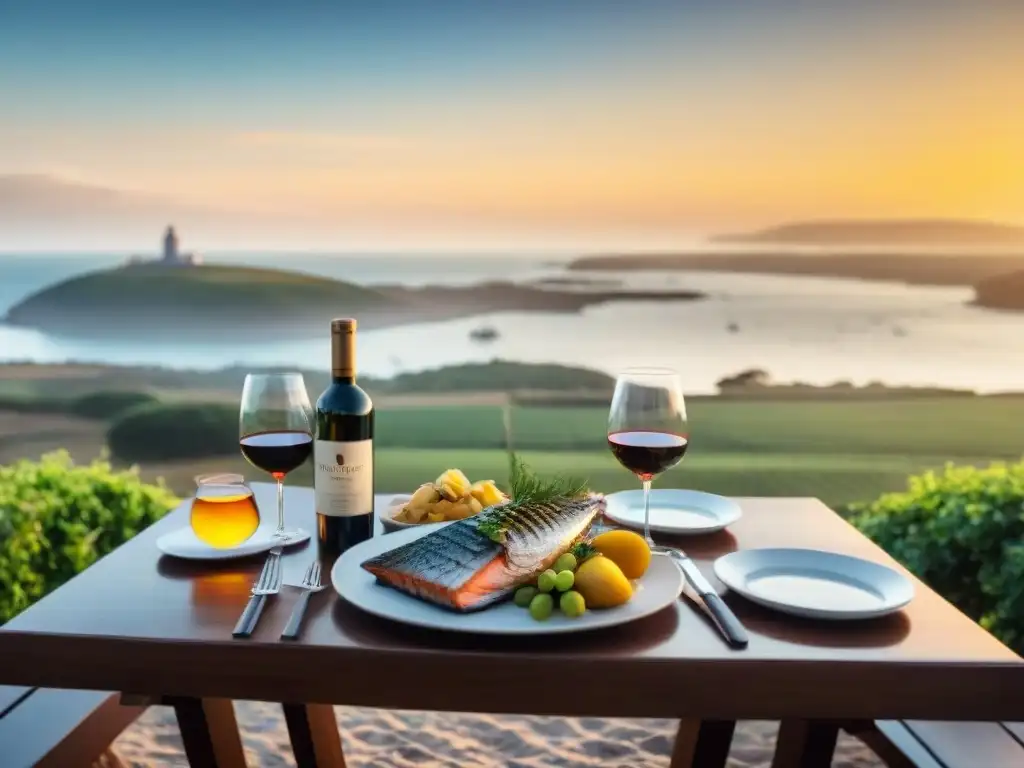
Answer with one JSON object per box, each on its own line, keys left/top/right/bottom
{"left": 3, "top": 279, "right": 706, "bottom": 342}
{"left": 567, "top": 251, "right": 1024, "bottom": 289}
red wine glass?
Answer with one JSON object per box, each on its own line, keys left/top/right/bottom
{"left": 607, "top": 368, "right": 689, "bottom": 546}
{"left": 240, "top": 373, "right": 313, "bottom": 544}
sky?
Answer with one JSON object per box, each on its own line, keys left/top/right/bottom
{"left": 1, "top": 0, "right": 1023, "bottom": 249}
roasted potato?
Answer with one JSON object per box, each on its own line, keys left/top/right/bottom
{"left": 393, "top": 469, "right": 509, "bottom": 524}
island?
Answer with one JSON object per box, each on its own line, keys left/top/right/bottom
{"left": 568, "top": 219, "right": 1024, "bottom": 287}
{"left": 713, "top": 218, "right": 1024, "bottom": 247}
{"left": 4, "top": 261, "right": 706, "bottom": 341}
{"left": 973, "top": 271, "right": 1024, "bottom": 312}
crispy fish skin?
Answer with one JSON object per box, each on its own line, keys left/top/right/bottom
{"left": 361, "top": 495, "right": 604, "bottom": 612}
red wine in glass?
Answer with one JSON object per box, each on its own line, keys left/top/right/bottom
{"left": 607, "top": 368, "right": 688, "bottom": 545}
{"left": 608, "top": 430, "right": 688, "bottom": 480}
{"left": 240, "top": 430, "right": 313, "bottom": 477}
{"left": 240, "top": 373, "right": 314, "bottom": 543}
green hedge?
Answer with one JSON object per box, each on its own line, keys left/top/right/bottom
{"left": 851, "top": 460, "right": 1024, "bottom": 652}
{"left": 69, "top": 390, "right": 160, "bottom": 420}
{"left": 108, "top": 402, "right": 239, "bottom": 462}
{"left": 0, "top": 452, "right": 178, "bottom": 623}
{"left": 374, "top": 360, "right": 615, "bottom": 394}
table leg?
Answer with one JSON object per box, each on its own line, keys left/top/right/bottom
{"left": 670, "top": 719, "right": 736, "bottom": 768}
{"left": 169, "top": 697, "right": 247, "bottom": 768}
{"left": 771, "top": 720, "right": 838, "bottom": 768}
{"left": 282, "top": 703, "right": 347, "bottom": 768}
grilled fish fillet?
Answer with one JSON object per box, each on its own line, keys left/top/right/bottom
{"left": 361, "top": 494, "right": 604, "bottom": 612}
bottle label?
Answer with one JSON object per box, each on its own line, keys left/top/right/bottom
{"left": 314, "top": 439, "right": 373, "bottom": 517}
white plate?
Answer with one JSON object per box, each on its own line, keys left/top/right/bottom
{"left": 332, "top": 523, "right": 684, "bottom": 635}
{"left": 156, "top": 525, "right": 310, "bottom": 561}
{"left": 714, "top": 548, "right": 914, "bottom": 620}
{"left": 378, "top": 494, "right": 445, "bottom": 533}
{"left": 603, "top": 489, "right": 742, "bottom": 535}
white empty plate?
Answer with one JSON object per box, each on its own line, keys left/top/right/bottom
{"left": 714, "top": 548, "right": 914, "bottom": 620}
{"left": 603, "top": 489, "right": 742, "bottom": 535}
{"left": 332, "top": 523, "right": 684, "bottom": 635}
{"left": 156, "top": 525, "right": 310, "bottom": 561}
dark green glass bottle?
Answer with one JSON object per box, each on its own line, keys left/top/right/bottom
{"left": 314, "top": 318, "right": 374, "bottom": 557}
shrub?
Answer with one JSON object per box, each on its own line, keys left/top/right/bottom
{"left": 108, "top": 402, "right": 238, "bottom": 462}
{"left": 0, "top": 451, "right": 178, "bottom": 623}
{"left": 372, "top": 360, "right": 615, "bottom": 394}
{"left": 70, "top": 390, "right": 160, "bottom": 420}
{"left": 850, "top": 460, "right": 1024, "bottom": 652}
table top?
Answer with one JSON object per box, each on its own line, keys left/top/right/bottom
{"left": 1, "top": 483, "right": 1022, "bottom": 721}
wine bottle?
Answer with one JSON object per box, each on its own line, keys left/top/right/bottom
{"left": 314, "top": 318, "right": 374, "bottom": 556}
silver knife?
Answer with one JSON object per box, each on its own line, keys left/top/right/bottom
{"left": 653, "top": 545, "right": 749, "bottom": 649}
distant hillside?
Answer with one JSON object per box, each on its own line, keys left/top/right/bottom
{"left": 714, "top": 219, "right": 1024, "bottom": 247}
{"left": 974, "top": 271, "right": 1024, "bottom": 312}
{"left": 4, "top": 262, "right": 707, "bottom": 341}
{"left": 4, "top": 263, "right": 392, "bottom": 340}
{"left": 0, "top": 359, "right": 615, "bottom": 401}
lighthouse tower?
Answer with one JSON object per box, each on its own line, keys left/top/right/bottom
{"left": 162, "top": 226, "right": 180, "bottom": 263}
{"left": 157, "top": 225, "right": 201, "bottom": 266}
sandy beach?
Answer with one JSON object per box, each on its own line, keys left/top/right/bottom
{"left": 114, "top": 704, "right": 883, "bottom": 767}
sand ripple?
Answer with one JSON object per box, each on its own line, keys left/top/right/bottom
{"left": 113, "top": 703, "right": 882, "bottom": 767}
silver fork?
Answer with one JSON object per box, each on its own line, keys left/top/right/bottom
{"left": 281, "top": 560, "right": 325, "bottom": 641}
{"left": 232, "top": 546, "right": 283, "bottom": 638}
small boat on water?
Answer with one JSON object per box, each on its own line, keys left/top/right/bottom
{"left": 469, "top": 326, "right": 499, "bottom": 342}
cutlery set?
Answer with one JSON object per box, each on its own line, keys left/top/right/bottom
{"left": 232, "top": 553, "right": 324, "bottom": 640}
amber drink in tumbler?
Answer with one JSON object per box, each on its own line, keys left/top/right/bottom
{"left": 190, "top": 474, "right": 261, "bottom": 548}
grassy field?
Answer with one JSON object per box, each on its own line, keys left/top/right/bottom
{"left": 2, "top": 394, "right": 1021, "bottom": 508}
{"left": 52, "top": 447, "right": 981, "bottom": 510}
{"left": 376, "top": 398, "right": 1024, "bottom": 458}
{"left": 512, "top": 399, "right": 1024, "bottom": 458}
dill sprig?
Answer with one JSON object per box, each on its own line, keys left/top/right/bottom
{"left": 506, "top": 454, "right": 587, "bottom": 506}
{"left": 476, "top": 454, "right": 589, "bottom": 543}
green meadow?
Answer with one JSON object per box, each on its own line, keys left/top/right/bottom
{"left": 1, "top": 355, "right": 1021, "bottom": 508}
{"left": 120, "top": 397, "right": 1024, "bottom": 507}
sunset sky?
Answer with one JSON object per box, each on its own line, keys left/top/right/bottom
{"left": 1, "top": 1, "right": 1022, "bottom": 248}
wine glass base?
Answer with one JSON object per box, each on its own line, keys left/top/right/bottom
{"left": 272, "top": 527, "right": 311, "bottom": 548}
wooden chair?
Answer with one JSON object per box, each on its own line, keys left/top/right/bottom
{"left": 0, "top": 685, "right": 144, "bottom": 768}
{"left": 846, "top": 719, "right": 1024, "bottom": 768}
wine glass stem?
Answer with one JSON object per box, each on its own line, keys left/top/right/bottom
{"left": 275, "top": 474, "right": 285, "bottom": 536}
{"left": 642, "top": 478, "right": 653, "bottom": 546}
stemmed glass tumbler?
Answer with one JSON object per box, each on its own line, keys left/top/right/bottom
{"left": 239, "top": 373, "right": 314, "bottom": 544}
{"left": 607, "top": 368, "right": 689, "bottom": 546}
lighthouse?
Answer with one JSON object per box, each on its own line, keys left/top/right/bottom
{"left": 159, "top": 226, "right": 202, "bottom": 266}
{"left": 162, "top": 226, "right": 180, "bottom": 262}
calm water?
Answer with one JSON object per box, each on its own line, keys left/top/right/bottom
{"left": 1, "top": 253, "right": 1023, "bottom": 394}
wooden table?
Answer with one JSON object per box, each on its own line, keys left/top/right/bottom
{"left": 1, "top": 484, "right": 1022, "bottom": 768}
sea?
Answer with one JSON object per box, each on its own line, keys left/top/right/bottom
{"left": 1, "top": 252, "right": 1023, "bottom": 395}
